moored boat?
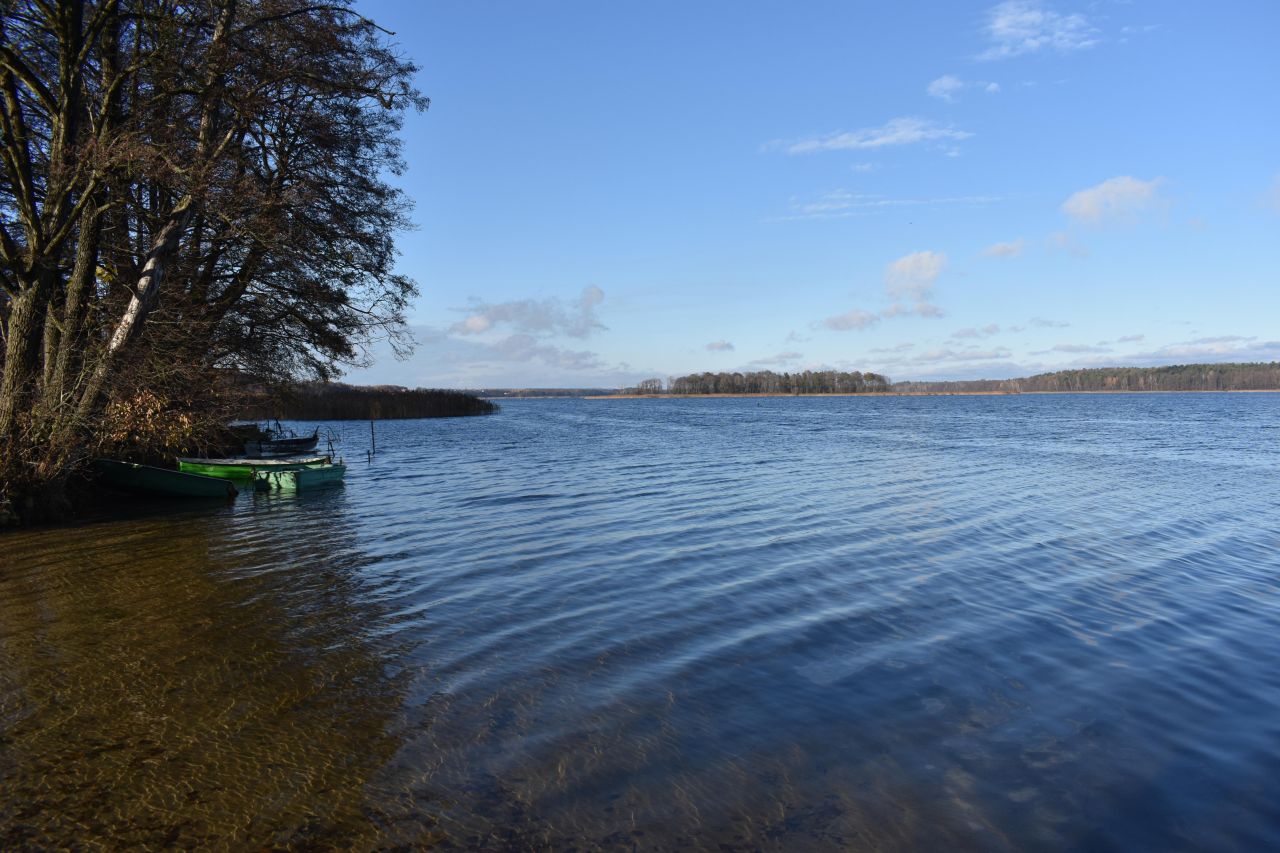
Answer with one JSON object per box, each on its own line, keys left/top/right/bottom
{"left": 254, "top": 462, "right": 347, "bottom": 491}
{"left": 243, "top": 428, "right": 320, "bottom": 456}
{"left": 176, "top": 456, "right": 331, "bottom": 480}
{"left": 94, "top": 459, "right": 239, "bottom": 498}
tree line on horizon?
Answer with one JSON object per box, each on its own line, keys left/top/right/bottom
{"left": 239, "top": 383, "right": 497, "bottom": 420}
{"left": 631, "top": 370, "right": 892, "bottom": 395}
{"left": 892, "top": 362, "right": 1280, "bottom": 393}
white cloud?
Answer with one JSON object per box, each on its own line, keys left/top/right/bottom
{"left": 822, "top": 250, "right": 948, "bottom": 331}
{"left": 952, "top": 324, "right": 1001, "bottom": 339}
{"left": 881, "top": 250, "right": 948, "bottom": 318}
{"left": 927, "top": 75, "right": 1002, "bottom": 101}
{"left": 983, "top": 239, "right": 1024, "bottom": 258}
{"left": 851, "top": 162, "right": 878, "bottom": 173}
{"left": 451, "top": 285, "right": 606, "bottom": 338}
{"left": 1029, "top": 316, "right": 1069, "bottom": 328}
{"left": 706, "top": 340, "right": 735, "bottom": 352}
{"left": 927, "top": 75, "right": 965, "bottom": 101}
{"left": 822, "top": 308, "right": 880, "bottom": 331}
{"left": 979, "top": 1, "right": 1100, "bottom": 61}
{"left": 782, "top": 117, "right": 972, "bottom": 155}
{"left": 1116, "top": 334, "right": 1145, "bottom": 343}
{"left": 489, "top": 333, "right": 606, "bottom": 369}
{"left": 1061, "top": 176, "right": 1165, "bottom": 224}
{"left": 885, "top": 250, "right": 946, "bottom": 302}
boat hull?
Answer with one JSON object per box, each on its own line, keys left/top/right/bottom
{"left": 243, "top": 433, "right": 320, "bottom": 456}
{"left": 94, "top": 460, "right": 238, "bottom": 498}
{"left": 255, "top": 463, "right": 347, "bottom": 491}
{"left": 177, "top": 456, "right": 331, "bottom": 480}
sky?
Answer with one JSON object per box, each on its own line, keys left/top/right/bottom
{"left": 346, "top": 0, "right": 1280, "bottom": 388}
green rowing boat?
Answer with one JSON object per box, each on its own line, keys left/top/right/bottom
{"left": 94, "top": 459, "right": 239, "bottom": 498}
{"left": 255, "top": 462, "right": 347, "bottom": 491}
{"left": 176, "top": 456, "right": 331, "bottom": 480}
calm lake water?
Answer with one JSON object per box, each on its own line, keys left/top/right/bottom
{"left": 3, "top": 394, "right": 1280, "bottom": 849}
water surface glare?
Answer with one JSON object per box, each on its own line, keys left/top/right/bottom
{"left": 4, "top": 395, "right": 1280, "bottom": 849}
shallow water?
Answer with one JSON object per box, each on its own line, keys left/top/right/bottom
{"left": 3, "top": 394, "right": 1280, "bottom": 849}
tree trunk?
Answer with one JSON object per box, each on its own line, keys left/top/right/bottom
{"left": 75, "top": 198, "right": 194, "bottom": 420}
{"left": 0, "top": 271, "right": 52, "bottom": 439}
{"left": 49, "top": 205, "right": 104, "bottom": 407}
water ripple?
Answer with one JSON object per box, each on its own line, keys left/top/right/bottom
{"left": 4, "top": 394, "right": 1280, "bottom": 848}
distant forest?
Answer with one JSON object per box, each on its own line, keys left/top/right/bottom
{"left": 641, "top": 370, "right": 891, "bottom": 395}
{"left": 241, "top": 383, "right": 498, "bottom": 420}
{"left": 893, "top": 362, "right": 1280, "bottom": 393}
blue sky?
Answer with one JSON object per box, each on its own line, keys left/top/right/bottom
{"left": 347, "top": 0, "right": 1279, "bottom": 388}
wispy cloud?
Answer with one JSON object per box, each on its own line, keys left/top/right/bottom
{"left": 917, "top": 348, "right": 1012, "bottom": 363}
{"left": 983, "top": 239, "right": 1024, "bottom": 258}
{"left": 1047, "top": 230, "right": 1089, "bottom": 257}
{"left": 1118, "top": 23, "right": 1161, "bottom": 43}
{"left": 952, "top": 324, "right": 1001, "bottom": 339}
{"left": 749, "top": 351, "right": 804, "bottom": 366}
{"left": 1062, "top": 176, "right": 1165, "bottom": 224}
{"left": 883, "top": 301, "right": 945, "bottom": 319}
{"left": 452, "top": 285, "right": 606, "bottom": 338}
{"left": 927, "top": 74, "right": 1001, "bottom": 101}
{"left": 1096, "top": 334, "right": 1147, "bottom": 345}
{"left": 851, "top": 162, "right": 878, "bottom": 173}
{"left": 1265, "top": 173, "right": 1280, "bottom": 213}
{"left": 781, "top": 189, "right": 1000, "bottom": 220}
{"left": 1031, "top": 343, "right": 1112, "bottom": 355}
{"left": 779, "top": 117, "right": 972, "bottom": 155}
{"left": 1119, "top": 336, "right": 1280, "bottom": 365}
{"left": 1029, "top": 316, "right": 1069, "bottom": 328}
{"left": 978, "top": 0, "right": 1100, "bottom": 61}
{"left": 822, "top": 309, "right": 880, "bottom": 331}
{"left": 706, "top": 340, "right": 735, "bottom": 352}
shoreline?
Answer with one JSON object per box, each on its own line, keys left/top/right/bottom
{"left": 586, "top": 389, "right": 1280, "bottom": 399}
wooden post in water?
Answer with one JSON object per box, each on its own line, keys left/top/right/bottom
{"left": 368, "top": 418, "right": 376, "bottom": 461}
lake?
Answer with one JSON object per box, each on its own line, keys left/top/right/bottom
{"left": 3, "top": 394, "right": 1280, "bottom": 849}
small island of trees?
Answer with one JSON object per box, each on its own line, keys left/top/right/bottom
{"left": 629, "top": 370, "right": 891, "bottom": 395}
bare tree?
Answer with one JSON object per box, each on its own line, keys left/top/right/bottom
{"left": 0, "top": 0, "right": 424, "bottom": 520}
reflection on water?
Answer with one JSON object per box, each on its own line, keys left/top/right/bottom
{"left": 0, "top": 497, "right": 423, "bottom": 847}
{"left": 4, "top": 394, "right": 1280, "bottom": 848}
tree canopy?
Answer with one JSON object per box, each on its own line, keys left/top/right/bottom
{"left": 0, "top": 0, "right": 424, "bottom": 517}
